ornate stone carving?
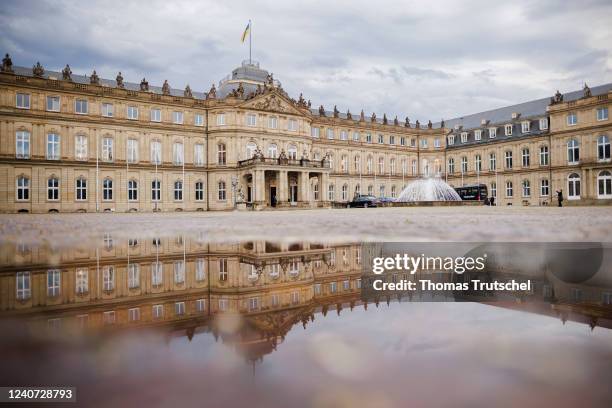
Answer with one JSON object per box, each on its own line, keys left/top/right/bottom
{"left": 90, "top": 70, "right": 99, "bottom": 85}
{"left": 140, "top": 78, "right": 149, "bottom": 92}
{"left": 62, "top": 64, "right": 72, "bottom": 81}
{"left": 360, "top": 110, "right": 365, "bottom": 121}
{"left": 333, "top": 105, "right": 339, "bottom": 118}
{"left": 405, "top": 117, "right": 410, "bottom": 127}
{"left": 229, "top": 82, "right": 245, "bottom": 98}
{"left": 32, "top": 61, "right": 45, "bottom": 77}
{"left": 162, "top": 80, "right": 171, "bottom": 95}
{"left": 266, "top": 72, "right": 274, "bottom": 85}
{"left": 184, "top": 84, "right": 193, "bottom": 98}
{"left": 2, "top": 53, "right": 13, "bottom": 73}
{"left": 394, "top": 116, "right": 399, "bottom": 126}
{"left": 318, "top": 105, "right": 325, "bottom": 116}
{"left": 207, "top": 83, "right": 216, "bottom": 99}
{"left": 371, "top": 112, "right": 376, "bottom": 122}
{"left": 253, "top": 94, "right": 286, "bottom": 112}
{"left": 583, "top": 83, "right": 591, "bottom": 98}
{"left": 427, "top": 120, "right": 433, "bottom": 129}
{"left": 383, "top": 114, "right": 388, "bottom": 124}
{"left": 347, "top": 109, "right": 352, "bottom": 120}
{"left": 116, "top": 72, "right": 124, "bottom": 88}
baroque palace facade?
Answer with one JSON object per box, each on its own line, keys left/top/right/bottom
{"left": 0, "top": 53, "right": 611, "bottom": 213}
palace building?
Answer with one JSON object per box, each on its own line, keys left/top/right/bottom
{"left": 0, "top": 53, "right": 610, "bottom": 213}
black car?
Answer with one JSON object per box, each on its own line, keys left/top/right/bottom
{"left": 347, "top": 195, "right": 379, "bottom": 208}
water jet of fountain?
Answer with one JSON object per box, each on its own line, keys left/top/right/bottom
{"left": 396, "top": 175, "right": 461, "bottom": 202}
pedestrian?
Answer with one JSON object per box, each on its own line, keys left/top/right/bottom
{"left": 557, "top": 189, "right": 563, "bottom": 207}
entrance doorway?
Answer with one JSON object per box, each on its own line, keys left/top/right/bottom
{"left": 270, "top": 187, "right": 277, "bottom": 207}
{"left": 247, "top": 186, "right": 252, "bottom": 203}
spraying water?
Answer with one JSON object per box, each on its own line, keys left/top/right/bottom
{"left": 397, "top": 176, "right": 462, "bottom": 202}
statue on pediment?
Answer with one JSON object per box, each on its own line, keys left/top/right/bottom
{"left": 371, "top": 112, "right": 376, "bottom": 122}
{"left": 333, "top": 105, "right": 339, "bottom": 118}
{"left": 360, "top": 110, "right": 365, "bottom": 121}
{"left": 32, "top": 61, "right": 45, "bottom": 77}
{"left": 267, "top": 72, "right": 274, "bottom": 85}
{"left": 347, "top": 109, "right": 352, "bottom": 120}
{"left": 394, "top": 116, "right": 399, "bottom": 126}
{"left": 383, "top": 114, "right": 388, "bottom": 125}
{"left": 583, "top": 83, "right": 591, "bottom": 98}
{"left": 427, "top": 120, "right": 432, "bottom": 129}
{"left": 307, "top": 99, "right": 311, "bottom": 108}
{"left": 62, "top": 64, "right": 72, "bottom": 81}
{"left": 184, "top": 84, "right": 192, "bottom": 98}
{"left": 140, "top": 78, "right": 149, "bottom": 92}
{"left": 162, "top": 80, "right": 171, "bottom": 95}
{"left": 319, "top": 105, "right": 325, "bottom": 116}
{"left": 207, "top": 83, "right": 216, "bottom": 99}
{"left": 237, "top": 82, "right": 244, "bottom": 97}
{"left": 90, "top": 70, "right": 99, "bottom": 85}
{"left": 405, "top": 117, "right": 410, "bottom": 127}
{"left": 1, "top": 53, "right": 13, "bottom": 73}
{"left": 297, "top": 93, "right": 308, "bottom": 108}
{"left": 116, "top": 72, "right": 124, "bottom": 88}
{"left": 440, "top": 119, "right": 445, "bottom": 128}
{"left": 415, "top": 120, "right": 420, "bottom": 128}
{"left": 550, "top": 90, "right": 563, "bottom": 104}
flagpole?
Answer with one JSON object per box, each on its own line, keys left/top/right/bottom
{"left": 249, "top": 19, "right": 252, "bottom": 64}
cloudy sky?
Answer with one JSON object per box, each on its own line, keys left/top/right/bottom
{"left": 1, "top": 0, "right": 611, "bottom": 121}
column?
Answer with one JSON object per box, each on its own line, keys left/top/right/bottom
{"left": 299, "top": 171, "right": 310, "bottom": 204}
{"left": 255, "top": 170, "right": 265, "bottom": 203}
{"left": 279, "top": 170, "right": 288, "bottom": 205}
{"left": 321, "top": 172, "right": 329, "bottom": 203}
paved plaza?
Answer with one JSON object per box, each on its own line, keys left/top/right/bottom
{"left": 1, "top": 206, "right": 611, "bottom": 247}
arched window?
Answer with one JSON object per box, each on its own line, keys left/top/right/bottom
{"left": 47, "top": 176, "right": 59, "bottom": 201}
{"left": 505, "top": 181, "right": 513, "bottom": 197}
{"left": 16, "top": 175, "right": 29, "bottom": 201}
{"left": 174, "top": 180, "right": 183, "bottom": 201}
{"left": 378, "top": 157, "right": 385, "bottom": 174}
{"left": 217, "top": 143, "right": 226, "bottom": 165}
{"left": 128, "top": 179, "right": 138, "bottom": 201}
{"left": 522, "top": 180, "right": 530, "bottom": 197}
{"left": 354, "top": 155, "right": 361, "bottom": 172}
{"left": 567, "top": 139, "right": 580, "bottom": 164}
{"left": 246, "top": 142, "right": 257, "bottom": 159}
{"left": 76, "top": 177, "right": 87, "bottom": 201}
{"left": 341, "top": 155, "right": 348, "bottom": 173}
{"left": 367, "top": 156, "right": 373, "bottom": 174}
{"left": 195, "top": 181, "right": 204, "bottom": 201}
{"left": 597, "top": 170, "right": 611, "bottom": 198}
{"left": 151, "top": 179, "right": 161, "bottom": 202}
{"left": 327, "top": 184, "right": 335, "bottom": 201}
{"left": 267, "top": 143, "right": 278, "bottom": 158}
{"left": 341, "top": 184, "right": 348, "bottom": 201}
{"left": 103, "top": 178, "right": 113, "bottom": 201}
{"left": 390, "top": 158, "right": 396, "bottom": 175}
{"left": 598, "top": 135, "right": 610, "bottom": 161}
{"left": 218, "top": 181, "right": 226, "bottom": 200}
{"left": 287, "top": 144, "right": 297, "bottom": 160}
{"left": 448, "top": 158, "right": 455, "bottom": 174}
{"left": 568, "top": 173, "right": 580, "bottom": 199}
{"left": 401, "top": 159, "right": 407, "bottom": 175}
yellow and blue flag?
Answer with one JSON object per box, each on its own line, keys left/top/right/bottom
{"left": 241, "top": 21, "right": 251, "bottom": 43}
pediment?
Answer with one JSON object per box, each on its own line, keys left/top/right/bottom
{"left": 239, "top": 91, "right": 306, "bottom": 116}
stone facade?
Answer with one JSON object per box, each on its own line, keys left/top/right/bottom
{"left": 0, "top": 56, "right": 610, "bottom": 212}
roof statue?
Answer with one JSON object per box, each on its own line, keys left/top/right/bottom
{"left": 32, "top": 61, "right": 44, "bottom": 77}
{"left": 267, "top": 72, "right": 274, "bottom": 85}
{"left": 62, "top": 64, "right": 72, "bottom": 81}
{"left": 405, "top": 117, "right": 410, "bottom": 127}
{"left": 394, "top": 116, "right": 399, "bottom": 126}
{"left": 427, "top": 120, "right": 433, "bottom": 129}
{"left": 382, "top": 113, "right": 388, "bottom": 124}
{"left": 551, "top": 90, "right": 563, "bottom": 104}
{"left": 162, "top": 80, "right": 171, "bottom": 95}
{"left": 90, "top": 70, "right": 99, "bottom": 85}
{"left": 184, "top": 84, "right": 193, "bottom": 98}
{"left": 297, "top": 93, "right": 308, "bottom": 108}
{"left": 116, "top": 72, "right": 124, "bottom": 88}
{"left": 307, "top": 99, "right": 311, "bottom": 108}
{"left": 319, "top": 105, "right": 326, "bottom": 116}
{"left": 583, "top": 83, "right": 591, "bottom": 98}
{"left": 360, "top": 110, "right": 365, "bottom": 121}
{"left": 371, "top": 112, "right": 376, "bottom": 122}
{"left": 333, "top": 105, "right": 339, "bottom": 118}
{"left": 207, "top": 83, "right": 216, "bottom": 99}
{"left": 1, "top": 53, "right": 13, "bottom": 73}
{"left": 415, "top": 119, "right": 420, "bottom": 128}
{"left": 346, "top": 109, "right": 352, "bottom": 120}
{"left": 440, "top": 119, "right": 445, "bottom": 128}
{"left": 140, "top": 78, "right": 149, "bottom": 92}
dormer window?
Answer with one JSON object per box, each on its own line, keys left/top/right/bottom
{"left": 460, "top": 132, "right": 468, "bottom": 143}
{"left": 505, "top": 124, "right": 513, "bottom": 136}
{"left": 539, "top": 118, "right": 548, "bottom": 130}
{"left": 521, "top": 121, "right": 530, "bottom": 133}
{"left": 489, "top": 128, "right": 497, "bottom": 138}
{"left": 448, "top": 135, "right": 455, "bottom": 145}
{"left": 474, "top": 130, "right": 482, "bottom": 141}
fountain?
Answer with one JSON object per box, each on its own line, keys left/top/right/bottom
{"left": 396, "top": 176, "right": 462, "bottom": 202}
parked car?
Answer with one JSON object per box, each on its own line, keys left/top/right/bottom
{"left": 347, "top": 195, "right": 380, "bottom": 208}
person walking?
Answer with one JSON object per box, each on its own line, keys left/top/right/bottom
{"left": 557, "top": 189, "right": 563, "bottom": 207}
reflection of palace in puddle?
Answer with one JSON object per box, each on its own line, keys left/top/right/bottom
{"left": 0, "top": 237, "right": 365, "bottom": 362}
{"left": 361, "top": 243, "right": 612, "bottom": 330}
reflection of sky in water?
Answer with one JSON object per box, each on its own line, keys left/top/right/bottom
{"left": 2, "top": 302, "right": 611, "bottom": 407}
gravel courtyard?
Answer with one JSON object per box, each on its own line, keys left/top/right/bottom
{"left": 1, "top": 206, "right": 611, "bottom": 247}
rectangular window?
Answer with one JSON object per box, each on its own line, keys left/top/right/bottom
{"left": 567, "top": 113, "right": 577, "bottom": 126}
{"left": 152, "top": 304, "right": 164, "bottom": 319}
{"left": 195, "top": 181, "right": 204, "bottom": 201}
{"left": 505, "top": 151, "right": 513, "bottom": 169}
{"left": 448, "top": 135, "right": 455, "bottom": 145}
{"left": 434, "top": 138, "right": 441, "bottom": 148}
{"left": 327, "top": 128, "right": 334, "bottom": 139}
{"left": 173, "top": 142, "right": 184, "bottom": 165}
{"left": 16, "top": 93, "right": 30, "bottom": 109}
{"left": 128, "top": 308, "right": 140, "bottom": 322}
{"left": 194, "top": 144, "right": 204, "bottom": 166}
{"left": 539, "top": 118, "right": 548, "bottom": 130}
{"left": 461, "top": 132, "right": 468, "bottom": 143}
{"left": 218, "top": 258, "right": 228, "bottom": 281}
{"left": 268, "top": 116, "right": 278, "bottom": 129}
{"left": 246, "top": 113, "right": 257, "bottom": 126}
{"left": 539, "top": 146, "right": 549, "bottom": 166}
{"left": 489, "top": 128, "right": 497, "bottom": 138}
{"left": 16, "top": 272, "right": 31, "bottom": 300}
{"left": 16, "top": 131, "right": 31, "bottom": 159}
{"left": 103, "top": 311, "right": 115, "bottom": 325}
{"left": 151, "top": 141, "right": 162, "bottom": 164}
{"left": 400, "top": 136, "right": 406, "bottom": 146}
{"left": 521, "top": 121, "right": 530, "bottom": 133}
{"left": 76, "top": 268, "right": 88, "bottom": 294}
{"left": 311, "top": 127, "right": 320, "bottom": 138}
{"left": 249, "top": 297, "right": 259, "bottom": 311}
{"left": 366, "top": 133, "right": 372, "bottom": 143}
{"left": 101, "top": 103, "right": 114, "bottom": 117}
{"left": 195, "top": 258, "right": 206, "bottom": 281}
{"left": 378, "top": 134, "right": 384, "bottom": 144}
{"left": 102, "top": 137, "right": 114, "bottom": 161}
{"left": 127, "top": 105, "right": 138, "bottom": 120}
{"left": 196, "top": 299, "right": 206, "bottom": 312}
{"left": 474, "top": 130, "right": 482, "bottom": 141}
{"left": 46, "top": 96, "right": 60, "bottom": 112}
{"left": 46, "top": 133, "right": 60, "bottom": 160}
{"left": 173, "top": 111, "right": 184, "bottom": 124}
{"left": 175, "top": 302, "right": 185, "bottom": 316}
{"left": 174, "top": 260, "right": 185, "bottom": 284}
{"left": 505, "top": 124, "right": 513, "bottom": 136}
{"left": 127, "top": 139, "right": 139, "bottom": 163}
{"left": 103, "top": 265, "right": 114, "bottom": 291}
{"left": 420, "top": 139, "right": 428, "bottom": 148}
{"left": 389, "top": 135, "right": 395, "bottom": 145}
{"left": 128, "top": 263, "right": 140, "bottom": 289}
{"left": 150, "top": 108, "right": 161, "bottom": 122}
{"left": 216, "top": 113, "right": 225, "bottom": 125}
{"left": 288, "top": 119, "right": 298, "bottom": 131}
{"left": 195, "top": 113, "right": 204, "bottom": 126}
{"left": 341, "top": 130, "right": 348, "bottom": 141}
{"left": 597, "top": 107, "right": 609, "bottom": 121}
{"left": 75, "top": 177, "right": 87, "bottom": 200}
{"left": 75, "top": 99, "right": 88, "bottom": 114}
{"left": 152, "top": 262, "right": 163, "bottom": 286}
{"left": 540, "top": 179, "right": 549, "bottom": 196}
{"left": 353, "top": 131, "right": 360, "bottom": 142}
{"left": 47, "top": 269, "right": 61, "bottom": 296}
